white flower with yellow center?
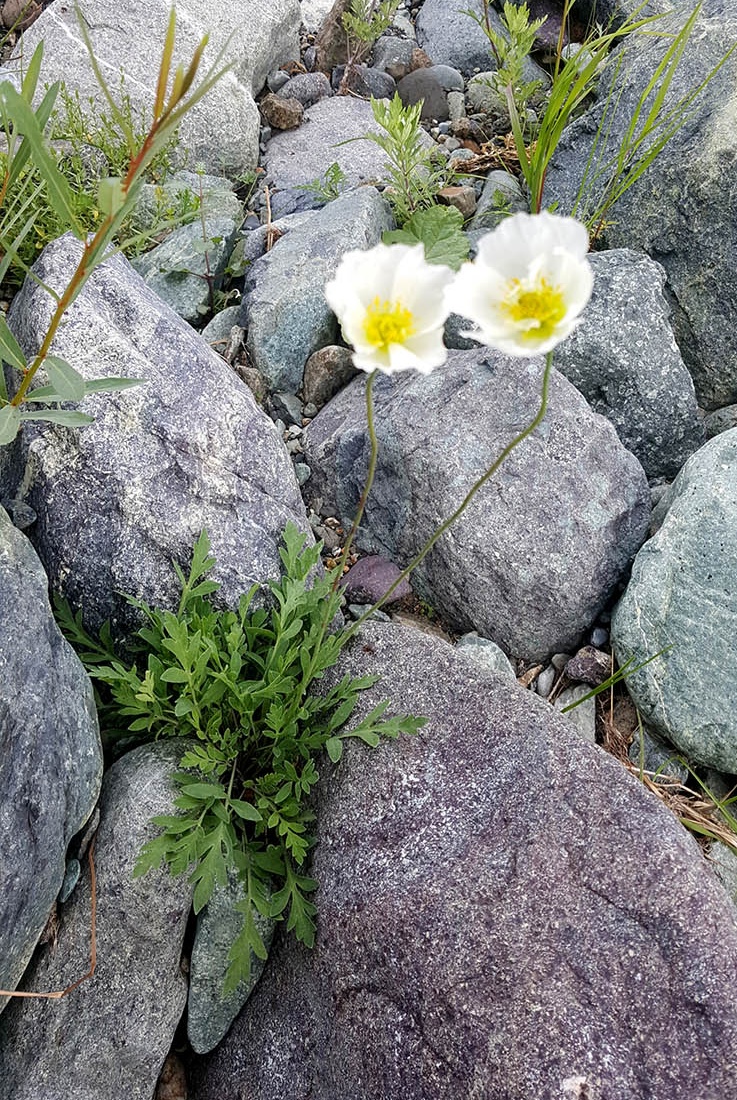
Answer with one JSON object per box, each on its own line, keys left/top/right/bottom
{"left": 325, "top": 243, "right": 453, "bottom": 375}
{"left": 448, "top": 211, "right": 594, "bottom": 356}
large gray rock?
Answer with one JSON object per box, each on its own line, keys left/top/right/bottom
{"left": 264, "top": 95, "right": 433, "bottom": 190}
{"left": 0, "top": 741, "right": 193, "bottom": 1100}
{"left": 0, "top": 507, "right": 101, "bottom": 1014}
{"left": 188, "top": 874, "right": 275, "bottom": 1055}
{"left": 190, "top": 622, "right": 737, "bottom": 1100}
{"left": 553, "top": 249, "right": 703, "bottom": 479}
{"left": 2, "top": 0, "right": 301, "bottom": 176}
{"left": 243, "top": 188, "right": 393, "bottom": 392}
{"left": 543, "top": 2, "right": 737, "bottom": 409}
{"left": 3, "top": 235, "right": 308, "bottom": 638}
{"left": 303, "top": 348, "right": 650, "bottom": 660}
{"left": 132, "top": 214, "right": 240, "bottom": 323}
{"left": 416, "top": 0, "right": 546, "bottom": 79}
{"left": 612, "top": 430, "right": 737, "bottom": 771}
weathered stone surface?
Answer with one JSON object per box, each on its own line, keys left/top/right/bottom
{"left": 543, "top": 2, "right": 737, "bottom": 409}
{"left": 303, "top": 348, "right": 650, "bottom": 660}
{"left": 3, "top": 235, "right": 308, "bottom": 639}
{"left": 188, "top": 874, "right": 275, "bottom": 1055}
{"left": 612, "top": 430, "right": 737, "bottom": 771}
{"left": 260, "top": 92, "right": 304, "bottom": 130}
{"left": 341, "top": 554, "right": 412, "bottom": 606}
{"left": 243, "top": 188, "right": 393, "bottom": 392}
{"left": 300, "top": 0, "right": 335, "bottom": 33}
{"left": 264, "top": 95, "right": 433, "bottom": 190}
{"left": 132, "top": 172, "right": 242, "bottom": 236}
{"left": 301, "top": 344, "right": 358, "bottom": 408}
{"left": 0, "top": 741, "right": 193, "bottom": 1100}
{"left": 553, "top": 249, "right": 703, "bottom": 479}
{"left": 280, "top": 71, "right": 333, "bottom": 106}
{"left": 396, "top": 68, "right": 450, "bottom": 120}
{"left": 191, "top": 622, "right": 737, "bottom": 1100}
{"left": 416, "top": 0, "right": 547, "bottom": 80}
{"left": 705, "top": 403, "right": 737, "bottom": 439}
{"left": 455, "top": 630, "right": 516, "bottom": 679}
{"left": 0, "top": 507, "right": 101, "bottom": 1014}
{"left": 2, "top": 0, "right": 301, "bottom": 176}
{"left": 132, "top": 215, "right": 239, "bottom": 323}
{"left": 469, "top": 169, "right": 528, "bottom": 233}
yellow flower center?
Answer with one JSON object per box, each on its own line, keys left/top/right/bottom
{"left": 363, "top": 297, "right": 415, "bottom": 351}
{"left": 501, "top": 276, "right": 567, "bottom": 342}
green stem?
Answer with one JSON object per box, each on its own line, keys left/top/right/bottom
{"left": 348, "top": 350, "right": 555, "bottom": 636}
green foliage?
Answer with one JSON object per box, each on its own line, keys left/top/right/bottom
{"left": 567, "top": 3, "right": 737, "bottom": 238}
{"left": 58, "top": 523, "right": 425, "bottom": 989}
{"left": 466, "top": 0, "right": 546, "bottom": 125}
{"left": 354, "top": 94, "right": 448, "bottom": 226}
{"left": 384, "top": 204, "right": 470, "bottom": 270}
{"left": 342, "top": 0, "right": 401, "bottom": 66}
{"left": 297, "top": 161, "right": 348, "bottom": 204}
{"left": 0, "top": 10, "right": 230, "bottom": 443}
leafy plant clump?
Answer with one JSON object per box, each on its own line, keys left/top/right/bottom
{"left": 58, "top": 524, "right": 425, "bottom": 990}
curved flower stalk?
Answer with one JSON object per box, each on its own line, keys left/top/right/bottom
{"left": 323, "top": 241, "right": 454, "bottom": 588}
{"left": 325, "top": 212, "right": 594, "bottom": 630}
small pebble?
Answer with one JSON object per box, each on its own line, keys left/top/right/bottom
{"left": 294, "top": 462, "right": 312, "bottom": 486}
{"left": 59, "top": 859, "right": 81, "bottom": 903}
{"left": 303, "top": 402, "right": 318, "bottom": 418}
{"left": 347, "top": 603, "right": 392, "bottom": 622}
{"left": 590, "top": 626, "right": 609, "bottom": 648}
{"left": 536, "top": 666, "right": 556, "bottom": 698}
{"left": 550, "top": 652, "right": 570, "bottom": 672}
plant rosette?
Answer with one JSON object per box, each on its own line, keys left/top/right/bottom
{"left": 324, "top": 242, "right": 454, "bottom": 375}
{"left": 448, "top": 210, "right": 593, "bottom": 356}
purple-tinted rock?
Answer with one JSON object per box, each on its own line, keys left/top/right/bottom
{"left": 190, "top": 622, "right": 737, "bottom": 1100}
{"left": 341, "top": 554, "right": 413, "bottom": 606}
{"left": 565, "top": 645, "right": 611, "bottom": 685}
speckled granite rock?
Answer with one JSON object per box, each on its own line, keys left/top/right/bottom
{"left": 190, "top": 622, "right": 737, "bottom": 1100}
{"left": 612, "top": 430, "right": 737, "bottom": 771}
{"left": 0, "top": 507, "right": 101, "bottom": 1015}
{"left": 303, "top": 348, "right": 650, "bottom": 660}
{"left": 0, "top": 741, "right": 193, "bottom": 1100}
{"left": 3, "top": 234, "right": 308, "bottom": 639}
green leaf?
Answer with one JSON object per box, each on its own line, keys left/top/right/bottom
{"left": 45, "top": 356, "right": 86, "bottom": 402}
{"left": 325, "top": 737, "right": 343, "bottom": 763}
{"left": 0, "top": 405, "right": 21, "bottom": 445}
{"left": 180, "top": 781, "right": 226, "bottom": 800}
{"left": 383, "top": 205, "right": 470, "bottom": 270}
{"left": 98, "top": 175, "right": 126, "bottom": 217}
{"left": 18, "top": 409, "right": 94, "bottom": 427}
{"left": 160, "top": 667, "right": 190, "bottom": 683}
{"left": 0, "top": 315, "right": 27, "bottom": 372}
{"left": 0, "top": 83, "right": 85, "bottom": 237}
{"left": 84, "top": 376, "right": 142, "bottom": 394}
{"left": 230, "top": 799, "right": 263, "bottom": 822}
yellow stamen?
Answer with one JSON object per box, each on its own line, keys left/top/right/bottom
{"left": 501, "top": 276, "right": 566, "bottom": 342}
{"left": 363, "top": 297, "right": 415, "bottom": 351}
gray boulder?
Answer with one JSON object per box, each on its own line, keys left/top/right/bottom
{"left": 188, "top": 874, "right": 275, "bottom": 1055}
{"left": 553, "top": 249, "right": 703, "bottom": 479}
{"left": 0, "top": 742, "right": 193, "bottom": 1100}
{"left": 132, "top": 215, "right": 239, "bottom": 323}
{"left": 2, "top": 0, "right": 301, "bottom": 176}
{"left": 612, "top": 429, "right": 737, "bottom": 771}
{"left": 0, "top": 508, "right": 101, "bottom": 1014}
{"left": 190, "top": 622, "right": 737, "bottom": 1100}
{"left": 303, "top": 348, "right": 650, "bottom": 660}
{"left": 243, "top": 188, "right": 393, "bottom": 392}
{"left": 543, "top": 3, "right": 737, "bottom": 409}
{"left": 416, "top": 0, "right": 546, "bottom": 80}
{"left": 3, "top": 235, "right": 308, "bottom": 639}
{"left": 132, "top": 172, "right": 243, "bottom": 236}
{"left": 264, "top": 95, "right": 434, "bottom": 190}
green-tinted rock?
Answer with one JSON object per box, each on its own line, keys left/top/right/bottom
{"left": 612, "top": 430, "right": 737, "bottom": 770}
{"left": 187, "top": 873, "right": 275, "bottom": 1054}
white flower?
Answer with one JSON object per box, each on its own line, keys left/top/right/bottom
{"left": 325, "top": 243, "right": 453, "bottom": 375}
{"left": 447, "top": 211, "right": 594, "bottom": 356}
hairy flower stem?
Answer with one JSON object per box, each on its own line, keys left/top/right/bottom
{"left": 348, "top": 350, "right": 555, "bottom": 636}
